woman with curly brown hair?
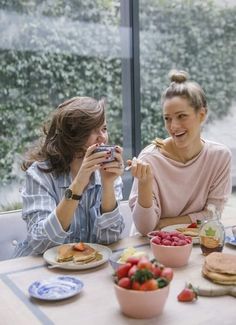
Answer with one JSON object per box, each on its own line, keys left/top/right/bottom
{"left": 14, "top": 96, "right": 125, "bottom": 256}
{"left": 129, "top": 70, "right": 232, "bottom": 235}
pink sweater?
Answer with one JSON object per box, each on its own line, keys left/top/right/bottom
{"left": 129, "top": 140, "right": 232, "bottom": 235}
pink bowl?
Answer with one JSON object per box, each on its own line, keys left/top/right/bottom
{"left": 147, "top": 230, "right": 161, "bottom": 239}
{"left": 150, "top": 237, "right": 193, "bottom": 267}
{"left": 114, "top": 283, "right": 170, "bottom": 319}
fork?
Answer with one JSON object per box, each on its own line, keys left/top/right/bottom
{"left": 125, "top": 157, "right": 137, "bottom": 171}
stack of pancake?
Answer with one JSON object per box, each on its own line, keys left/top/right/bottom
{"left": 57, "top": 243, "right": 102, "bottom": 264}
{"left": 202, "top": 252, "right": 236, "bottom": 285}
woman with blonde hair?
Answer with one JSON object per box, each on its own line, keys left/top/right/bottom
{"left": 15, "top": 96, "right": 125, "bottom": 256}
{"left": 129, "top": 70, "right": 232, "bottom": 234}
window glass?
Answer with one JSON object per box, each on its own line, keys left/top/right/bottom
{"left": 139, "top": 0, "right": 236, "bottom": 144}
{"left": 0, "top": 0, "right": 124, "bottom": 209}
{"left": 139, "top": 0, "right": 236, "bottom": 184}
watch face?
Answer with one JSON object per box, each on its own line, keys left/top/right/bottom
{"left": 65, "top": 188, "right": 72, "bottom": 200}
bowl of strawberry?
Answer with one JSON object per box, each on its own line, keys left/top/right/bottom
{"left": 150, "top": 231, "right": 193, "bottom": 268}
{"left": 113, "top": 256, "right": 173, "bottom": 319}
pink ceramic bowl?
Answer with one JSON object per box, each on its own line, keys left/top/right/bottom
{"left": 114, "top": 283, "right": 170, "bottom": 319}
{"left": 150, "top": 237, "right": 193, "bottom": 267}
{"left": 147, "top": 230, "right": 161, "bottom": 239}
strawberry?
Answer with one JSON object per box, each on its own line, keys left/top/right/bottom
{"left": 177, "top": 284, "right": 198, "bottom": 302}
{"left": 131, "top": 281, "right": 141, "bottom": 290}
{"left": 187, "top": 222, "right": 197, "bottom": 228}
{"left": 161, "top": 267, "right": 174, "bottom": 282}
{"left": 73, "top": 242, "right": 85, "bottom": 251}
{"left": 128, "top": 264, "right": 138, "bottom": 277}
{"left": 140, "top": 279, "right": 158, "bottom": 291}
{"left": 118, "top": 277, "right": 131, "bottom": 289}
{"left": 152, "top": 265, "right": 162, "bottom": 278}
{"left": 116, "top": 263, "right": 132, "bottom": 279}
{"left": 137, "top": 256, "right": 153, "bottom": 271}
{"left": 126, "top": 256, "right": 141, "bottom": 265}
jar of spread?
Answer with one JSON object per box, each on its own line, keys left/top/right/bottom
{"left": 199, "top": 204, "right": 225, "bottom": 256}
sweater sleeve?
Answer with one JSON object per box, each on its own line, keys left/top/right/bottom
{"left": 188, "top": 148, "right": 232, "bottom": 222}
{"left": 129, "top": 148, "right": 162, "bottom": 235}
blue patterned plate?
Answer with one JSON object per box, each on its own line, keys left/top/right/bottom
{"left": 225, "top": 236, "right": 236, "bottom": 247}
{"left": 28, "top": 276, "right": 84, "bottom": 301}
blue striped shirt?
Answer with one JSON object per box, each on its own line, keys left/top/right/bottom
{"left": 14, "top": 161, "right": 124, "bottom": 257}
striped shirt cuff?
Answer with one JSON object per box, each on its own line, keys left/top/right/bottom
{"left": 43, "top": 209, "right": 72, "bottom": 241}
{"left": 95, "top": 205, "right": 121, "bottom": 229}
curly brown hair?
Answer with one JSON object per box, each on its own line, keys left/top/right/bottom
{"left": 22, "top": 96, "right": 106, "bottom": 175}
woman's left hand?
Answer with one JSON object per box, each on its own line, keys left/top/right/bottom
{"left": 100, "top": 146, "right": 124, "bottom": 183}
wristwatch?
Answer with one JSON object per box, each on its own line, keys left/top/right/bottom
{"left": 64, "top": 188, "right": 82, "bottom": 201}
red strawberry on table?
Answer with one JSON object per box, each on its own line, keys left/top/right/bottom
{"left": 187, "top": 222, "right": 197, "bottom": 228}
{"left": 177, "top": 284, "right": 198, "bottom": 302}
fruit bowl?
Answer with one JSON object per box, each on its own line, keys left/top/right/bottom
{"left": 150, "top": 232, "right": 193, "bottom": 267}
{"left": 114, "top": 283, "right": 170, "bottom": 319}
{"left": 112, "top": 255, "right": 173, "bottom": 319}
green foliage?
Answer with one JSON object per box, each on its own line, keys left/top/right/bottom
{"left": 140, "top": 0, "right": 236, "bottom": 144}
{"left": 0, "top": 0, "right": 122, "bottom": 185}
{"left": 0, "top": 0, "right": 235, "bottom": 186}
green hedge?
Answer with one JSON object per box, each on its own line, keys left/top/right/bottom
{"left": 140, "top": 0, "right": 236, "bottom": 140}
{"left": 0, "top": 0, "right": 235, "bottom": 185}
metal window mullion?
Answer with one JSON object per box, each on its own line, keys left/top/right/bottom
{"left": 121, "top": 0, "right": 141, "bottom": 160}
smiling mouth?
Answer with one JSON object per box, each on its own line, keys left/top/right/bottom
{"left": 174, "top": 131, "right": 186, "bottom": 138}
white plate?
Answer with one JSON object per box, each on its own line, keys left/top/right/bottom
{"left": 225, "top": 236, "right": 236, "bottom": 247}
{"left": 43, "top": 243, "right": 112, "bottom": 270}
{"left": 28, "top": 276, "right": 84, "bottom": 301}
{"left": 161, "top": 224, "right": 200, "bottom": 244}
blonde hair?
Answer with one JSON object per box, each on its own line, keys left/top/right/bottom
{"left": 161, "top": 70, "right": 208, "bottom": 113}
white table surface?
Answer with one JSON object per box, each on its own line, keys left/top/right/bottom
{"left": 0, "top": 219, "right": 235, "bottom": 325}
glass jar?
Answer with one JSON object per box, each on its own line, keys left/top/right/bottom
{"left": 199, "top": 204, "right": 225, "bottom": 256}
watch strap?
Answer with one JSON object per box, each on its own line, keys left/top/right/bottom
{"left": 65, "top": 188, "right": 82, "bottom": 201}
{"left": 71, "top": 193, "right": 82, "bottom": 200}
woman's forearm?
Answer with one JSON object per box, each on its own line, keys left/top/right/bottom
{"left": 157, "top": 215, "right": 192, "bottom": 229}
{"left": 56, "top": 179, "right": 84, "bottom": 230}
{"left": 138, "top": 179, "right": 153, "bottom": 208}
{"left": 101, "top": 181, "right": 117, "bottom": 213}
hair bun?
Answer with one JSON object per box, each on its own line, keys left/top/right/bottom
{"left": 168, "top": 70, "right": 189, "bottom": 83}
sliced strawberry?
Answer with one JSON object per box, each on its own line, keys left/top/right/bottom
{"left": 73, "top": 242, "right": 85, "bottom": 251}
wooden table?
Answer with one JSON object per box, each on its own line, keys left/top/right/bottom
{"left": 0, "top": 233, "right": 235, "bottom": 325}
